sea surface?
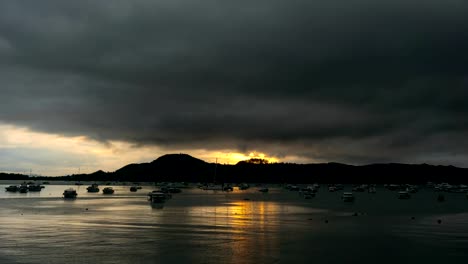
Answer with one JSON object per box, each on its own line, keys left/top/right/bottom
{"left": 0, "top": 183, "right": 467, "bottom": 264}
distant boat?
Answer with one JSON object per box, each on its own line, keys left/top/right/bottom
{"left": 5, "top": 185, "right": 18, "bottom": 192}
{"left": 342, "top": 192, "right": 355, "bottom": 202}
{"left": 130, "top": 186, "right": 138, "bottom": 192}
{"left": 18, "top": 183, "right": 28, "bottom": 193}
{"left": 75, "top": 182, "right": 84, "bottom": 186}
{"left": 223, "top": 185, "right": 233, "bottom": 191}
{"left": 368, "top": 187, "right": 377, "bottom": 194}
{"left": 87, "top": 184, "right": 100, "bottom": 193}
{"left": 289, "top": 185, "right": 300, "bottom": 191}
{"left": 28, "top": 184, "right": 43, "bottom": 192}
{"left": 202, "top": 185, "right": 223, "bottom": 191}
{"left": 258, "top": 187, "right": 269, "bottom": 193}
{"left": 239, "top": 183, "right": 250, "bottom": 190}
{"left": 398, "top": 191, "right": 410, "bottom": 199}
{"left": 63, "top": 188, "right": 78, "bottom": 199}
{"left": 102, "top": 187, "right": 115, "bottom": 194}
{"left": 352, "top": 185, "right": 365, "bottom": 192}
{"left": 147, "top": 191, "right": 167, "bottom": 203}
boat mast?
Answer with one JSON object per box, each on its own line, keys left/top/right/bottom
{"left": 214, "top": 158, "right": 217, "bottom": 184}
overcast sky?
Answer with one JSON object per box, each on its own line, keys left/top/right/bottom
{"left": 1, "top": 0, "right": 468, "bottom": 175}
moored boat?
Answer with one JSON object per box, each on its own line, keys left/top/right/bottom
{"left": 87, "top": 184, "right": 100, "bottom": 193}
{"left": 102, "top": 187, "right": 115, "bottom": 194}
{"left": 5, "top": 185, "right": 18, "bottom": 192}
{"left": 148, "top": 191, "right": 167, "bottom": 203}
{"left": 398, "top": 191, "right": 410, "bottom": 199}
{"left": 239, "top": 183, "right": 250, "bottom": 190}
{"left": 18, "top": 184, "right": 28, "bottom": 193}
{"left": 202, "top": 185, "right": 223, "bottom": 191}
{"left": 223, "top": 185, "right": 233, "bottom": 191}
{"left": 28, "top": 184, "right": 43, "bottom": 192}
{"left": 63, "top": 188, "right": 78, "bottom": 198}
{"left": 342, "top": 192, "right": 355, "bottom": 202}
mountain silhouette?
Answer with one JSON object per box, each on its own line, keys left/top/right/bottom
{"left": 4, "top": 153, "right": 468, "bottom": 183}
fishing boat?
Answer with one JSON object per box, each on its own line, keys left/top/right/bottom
{"left": 86, "top": 184, "right": 100, "bottom": 193}
{"left": 102, "top": 187, "right": 115, "bottom": 194}
{"left": 63, "top": 188, "right": 78, "bottom": 198}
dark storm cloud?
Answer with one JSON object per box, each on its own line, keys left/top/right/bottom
{"left": 1, "top": 0, "right": 468, "bottom": 165}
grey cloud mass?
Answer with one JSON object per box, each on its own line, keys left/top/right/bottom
{"left": 1, "top": 0, "right": 468, "bottom": 165}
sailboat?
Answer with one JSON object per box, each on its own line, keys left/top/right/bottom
{"left": 202, "top": 158, "right": 224, "bottom": 191}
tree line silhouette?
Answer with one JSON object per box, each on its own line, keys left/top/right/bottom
{"left": 2, "top": 154, "right": 468, "bottom": 184}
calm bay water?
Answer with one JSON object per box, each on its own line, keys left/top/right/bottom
{"left": 0, "top": 183, "right": 467, "bottom": 263}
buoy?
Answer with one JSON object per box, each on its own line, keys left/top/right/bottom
{"left": 325, "top": 219, "right": 329, "bottom": 223}
{"left": 437, "top": 219, "right": 442, "bottom": 224}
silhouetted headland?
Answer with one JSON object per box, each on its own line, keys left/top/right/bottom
{"left": 2, "top": 154, "right": 467, "bottom": 183}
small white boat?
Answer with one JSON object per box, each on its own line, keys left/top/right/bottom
{"left": 368, "top": 187, "right": 376, "bottom": 193}
{"left": 342, "top": 192, "right": 355, "bottom": 202}
{"left": 63, "top": 188, "right": 78, "bottom": 198}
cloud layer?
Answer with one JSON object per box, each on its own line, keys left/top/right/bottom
{"left": 1, "top": 0, "right": 468, "bottom": 166}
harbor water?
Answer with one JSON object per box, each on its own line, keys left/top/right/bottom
{"left": 0, "top": 184, "right": 467, "bottom": 263}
